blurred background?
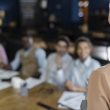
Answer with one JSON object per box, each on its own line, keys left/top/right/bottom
{"left": 0, "top": 0, "right": 109, "bottom": 65}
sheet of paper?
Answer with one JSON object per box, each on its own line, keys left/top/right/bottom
{"left": 0, "top": 69, "right": 19, "bottom": 79}
{"left": 25, "top": 77, "right": 42, "bottom": 89}
{"left": 58, "top": 91, "right": 85, "bottom": 110}
{"left": 0, "top": 82, "right": 11, "bottom": 90}
{"left": 58, "top": 104, "right": 68, "bottom": 109}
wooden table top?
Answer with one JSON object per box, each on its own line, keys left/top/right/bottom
{"left": 0, "top": 83, "right": 67, "bottom": 110}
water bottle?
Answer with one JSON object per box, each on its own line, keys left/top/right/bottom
{"left": 20, "top": 82, "right": 28, "bottom": 96}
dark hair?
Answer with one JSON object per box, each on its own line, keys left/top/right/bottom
{"left": 75, "top": 37, "right": 92, "bottom": 49}
{"left": 56, "top": 35, "right": 70, "bottom": 47}
{"left": 21, "top": 34, "right": 32, "bottom": 39}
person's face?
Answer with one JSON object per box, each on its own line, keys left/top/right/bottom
{"left": 77, "top": 42, "right": 91, "bottom": 61}
{"left": 22, "top": 37, "right": 32, "bottom": 49}
{"left": 56, "top": 41, "right": 68, "bottom": 55}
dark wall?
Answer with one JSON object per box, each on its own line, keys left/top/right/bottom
{"left": 89, "top": 0, "right": 109, "bottom": 31}
{"left": 0, "top": 0, "right": 20, "bottom": 27}
{"left": 89, "top": 0, "right": 109, "bottom": 15}
{"left": 48, "top": 0, "right": 79, "bottom": 25}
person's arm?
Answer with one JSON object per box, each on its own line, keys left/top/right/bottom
{"left": 0, "top": 44, "right": 8, "bottom": 64}
{"left": 10, "top": 51, "right": 20, "bottom": 70}
{"left": 65, "top": 60, "right": 87, "bottom": 93}
{"left": 66, "top": 80, "right": 87, "bottom": 93}
{"left": 35, "top": 48, "right": 46, "bottom": 73}
{"left": 34, "top": 48, "right": 47, "bottom": 84}
{"left": 45, "top": 54, "right": 59, "bottom": 82}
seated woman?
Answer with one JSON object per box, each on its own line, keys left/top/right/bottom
{"left": 66, "top": 37, "right": 100, "bottom": 93}
{"left": 45, "top": 36, "right": 73, "bottom": 89}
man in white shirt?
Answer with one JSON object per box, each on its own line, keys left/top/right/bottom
{"left": 66, "top": 37, "right": 100, "bottom": 110}
{"left": 46, "top": 36, "right": 73, "bottom": 89}
{"left": 66, "top": 37, "right": 100, "bottom": 93}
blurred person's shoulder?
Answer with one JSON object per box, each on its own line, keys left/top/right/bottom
{"left": 65, "top": 53, "right": 74, "bottom": 61}
{"left": 35, "top": 47, "right": 46, "bottom": 53}
{"left": 91, "top": 58, "right": 101, "bottom": 66}
{"left": 90, "top": 64, "right": 110, "bottom": 79}
{"left": 91, "top": 57, "right": 100, "bottom": 64}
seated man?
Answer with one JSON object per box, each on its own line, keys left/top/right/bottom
{"left": 45, "top": 36, "right": 73, "bottom": 89}
{"left": 10, "top": 35, "right": 46, "bottom": 78}
{"left": 87, "top": 65, "right": 110, "bottom": 110}
{"left": 66, "top": 37, "right": 100, "bottom": 93}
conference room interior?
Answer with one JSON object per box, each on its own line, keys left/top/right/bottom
{"left": 0, "top": 0, "right": 109, "bottom": 110}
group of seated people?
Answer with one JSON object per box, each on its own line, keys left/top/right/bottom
{"left": 0, "top": 35, "right": 101, "bottom": 93}
{"left": 0, "top": 35, "right": 103, "bottom": 110}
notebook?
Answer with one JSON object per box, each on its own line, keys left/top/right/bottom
{"left": 58, "top": 91, "right": 86, "bottom": 110}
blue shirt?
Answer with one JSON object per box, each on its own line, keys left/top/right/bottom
{"left": 68, "top": 57, "right": 101, "bottom": 88}
{"left": 46, "top": 53, "right": 73, "bottom": 89}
